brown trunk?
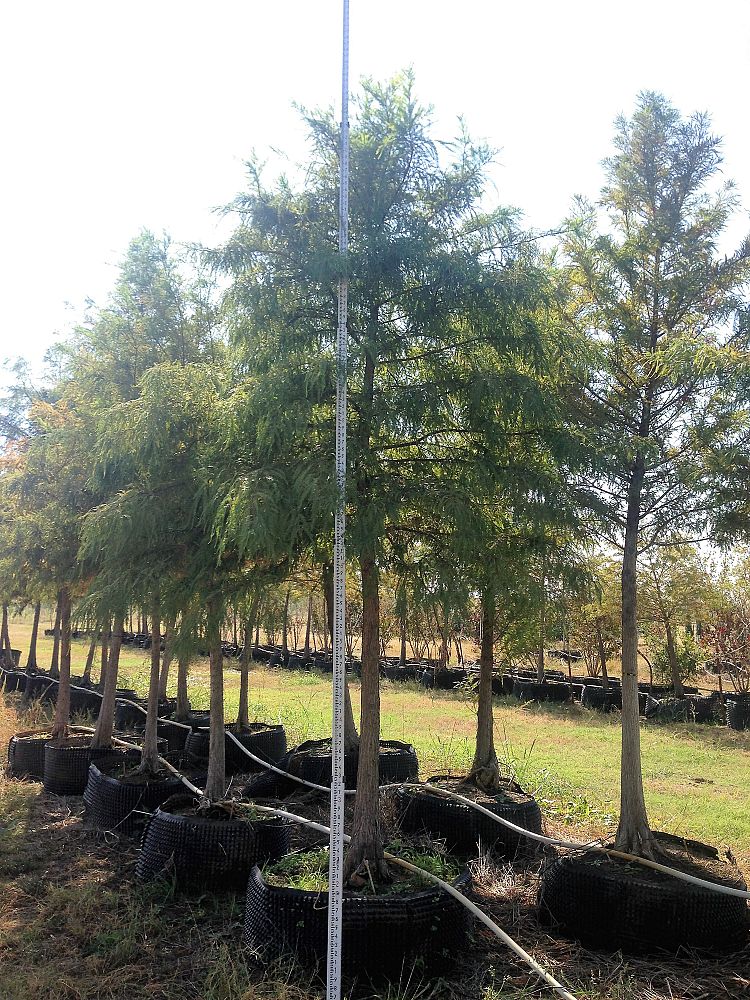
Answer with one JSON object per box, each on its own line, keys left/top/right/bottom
{"left": 139, "top": 594, "right": 162, "bottom": 773}
{"left": 175, "top": 652, "right": 191, "bottom": 720}
{"left": 50, "top": 595, "right": 62, "bottom": 677}
{"left": 596, "top": 619, "right": 610, "bottom": 692}
{"left": 665, "top": 620, "right": 684, "bottom": 698}
{"left": 281, "top": 587, "right": 291, "bottom": 656}
{"left": 204, "top": 603, "right": 226, "bottom": 802}
{"left": 82, "top": 630, "right": 98, "bottom": 684}
{"left": 469, "top": 588, "right": 500, "bottom": 791}
{"left": 50, "top": 587, "right": 72, "bottom": 741}
{"left": 91, "top": 612, "right": 124, "bottom": 748}
{"left": 158, "top": 618, "right": 176, "bottom": 700}
{"left": 25, "top": 601, "right": 41, "bottom": 671}
{"left": 344, "top": 551, "right": 387, "bottom": 882}
{"left": 303, "top": 594, "right": 312, "bottom": 658}
{"left": 615, "top": 457, "right": 657, "bottom": 858}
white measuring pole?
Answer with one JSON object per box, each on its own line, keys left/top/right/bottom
{"left": 326, "top": 2, "right": 350, "bottom": 999}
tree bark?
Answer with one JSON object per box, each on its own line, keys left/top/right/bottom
{"left": 91, "top": 612, "right": 124, "bottom": 748}
{"left": 139, "top": 593, "right": 162, "bottom": 774}
{"left": 50, "top": 594, "right": 62, "bottom": 677}
{"left": 158, "top": 618, "right": 176, "bottom": 700}
{"left": 344, "top": 550, "right": 388, "bottom": 881}
{"left": 50, "top": 587, "right": 72, "bottom": 741}
{"left": 469, "top": 588, "right": 500, "bottom": 791}
{"left": 615, "top": 455, "right": 657, "bottom": 858}
{"left": 25, "top": 601, "right": 41, "bottom": 671}
{"left": 204, "top": 602, "right": 226, "bottom": 802}
{"left": 82, "top": 630, "right": 98, "bottom": 684}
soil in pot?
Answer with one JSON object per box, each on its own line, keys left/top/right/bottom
{"left": 538, "top": 831, "right": 749, "bottom": 954}
{"left": 245, "top": 844, "right": 472, "bottom": 977}
{"left": 396, "top": 775, "right": 542, "bottom": 857}
{"left": 135, "top": 794, "right": 290, "bottom": 889}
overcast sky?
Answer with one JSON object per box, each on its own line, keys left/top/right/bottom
{"left": 2, "top": 0, "right": 749, "bottom": 374}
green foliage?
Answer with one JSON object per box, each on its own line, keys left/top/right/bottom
{"left": 651, "top": 633, "right": 703, "bottom": 687}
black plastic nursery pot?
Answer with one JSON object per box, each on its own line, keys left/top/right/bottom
{"left": 22, "top": 673, "right": 58, "bottom": 701}
{"left": 420, "top": 667, "right": 467, "bottom": 690}
{"left": 581, "top": 685, "right": 622, "bottom": 712}
{"left": 83, "top": 761, "right": 184, "bottom": 834}
{"left": 184, "top": 723, "right": 287, "bottom": 773}
{"left": 69, "top": 685, "right": 103, "bottom": 715}
{"left": 396, "top": 778, "right": 542, "bottom": 857}
{"left": 114, "top": 699, "right": 148, "bottom": 730}
{"left": 43, "top": 739, "right": 139, "bottom": 795}
{"left": 7, "top": 730, "right": 50, "bottom": 780}
{"left": 2, "top": 670, "right": 27, "bottom": 694}
{"left": 136, "top": 795, "right": 291, "bottom": 889}
{"left": 512, "top": 678, "right": 572, "bottom": 703}
{"left": 728, "top": 695, "right": 750, "bottom": 732}
{"left": 537, "top": 833, "right": 749, "bottom": 954}
{"left": 244, "top": 864, "right": 473, "bottom": 978}
{"left": 288, "top": 737, "right": 418, "bottom": 790}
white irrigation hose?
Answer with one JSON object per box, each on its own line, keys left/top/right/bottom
{"left": 225, "top": 729, "right": 356, "bottom": 797}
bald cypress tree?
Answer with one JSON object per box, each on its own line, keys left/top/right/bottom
{"left": 566, "top": 92, "right": 750, "bottom": 856}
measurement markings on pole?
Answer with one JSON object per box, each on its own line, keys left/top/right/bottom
{"left": 326, "top": 2, "right": 350, "bottom": 999}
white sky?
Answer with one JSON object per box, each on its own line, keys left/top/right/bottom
{"left": 1, "top": 0, "right": 749, "bottom": 374}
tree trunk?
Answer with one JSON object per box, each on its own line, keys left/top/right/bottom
{"left": 469, "top": 588, "right": 500, "bottom": 791}
{"left": 50, "top": 587, "right": 72, "bottom": 741}
{"left": 303, "top": 594, "right": 312, "bottom": 658}
{"left": 281, "top": 587, "right": 291, "bottom": 656}
{"left": 615, "top": 459, "right": 657, "bottom": 858}
{"left": 596, "top": 619, "right": 610, "bottom": 692}
{"left": 665, "top": 619, "right": 684, "bottom": 697}
{"left": 91, "top": 612, "right": 124, "bottom": 748}
{"left": 50, "top": 594, "right": 62, "bottom": 677}
{"left": 158, "top": 618, "right": 176, "bottom": 700}
{"left": 254, "top": 610, "right": 260, "bottom": 650}
{"left": 204, "top": 602, "right": 226, "bottom": 802}
{"left": 25, "top": 601, "right": 41, "bottom": 671}
{"left": 536, "top": 544, "right": 547, "bottom": 683}
{"left": 175, "top": 651, "right": 191, "bottom": 721}
{"left": 82, "top": 630, "right": 98, "bottom": 684}
{"left": 344, "top": 551, "right": 387, "bottom": 881}
{"left": 139, "top": 594, "right": 162, "bottom": 774}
